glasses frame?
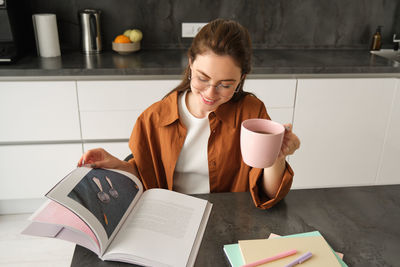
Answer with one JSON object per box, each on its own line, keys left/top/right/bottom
{"left": 189, "top": 72, "right": 241, "bottom": 97}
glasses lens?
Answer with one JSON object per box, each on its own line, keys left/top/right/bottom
{"left": 191, "top": 76, "right": 237, "bottom": 97}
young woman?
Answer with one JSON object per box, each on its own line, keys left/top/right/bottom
{"left": 78, "top": 19, "right": 300, "bottom": 209}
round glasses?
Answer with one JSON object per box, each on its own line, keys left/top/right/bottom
{"left": 189, "top": 75, "right": 240, "bottom": 97}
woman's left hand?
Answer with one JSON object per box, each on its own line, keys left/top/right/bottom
{"left": 279, "top": 123, "right": 300, "bottom": 158}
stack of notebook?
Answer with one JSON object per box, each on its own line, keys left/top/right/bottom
{"left": 223, "top": 231, "right": 347, "bottom": 267}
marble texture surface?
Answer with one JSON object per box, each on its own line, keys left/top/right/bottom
{"left": 28, "top": 0, "right": 400, "bottom": 50}
{"left": 70, "top": 185, "right": 400, "bottom": 267}
{"left": 1, "top": 49, "right": 400, "bottom": 78}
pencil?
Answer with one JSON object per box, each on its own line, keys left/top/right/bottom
{"left": 241, "top": 249, "right": 297, "bottom": 267}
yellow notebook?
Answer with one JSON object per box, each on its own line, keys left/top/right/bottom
{"left": 239, "top": 236, "right": 341, "bottom": 267}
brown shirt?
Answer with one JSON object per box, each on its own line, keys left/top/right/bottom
{"left": 128, "top": 90, "right": 293, "bottom": 209}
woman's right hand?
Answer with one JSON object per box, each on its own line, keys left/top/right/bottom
{"left": 77, "top": 148, "right": 124, "bottom": 169}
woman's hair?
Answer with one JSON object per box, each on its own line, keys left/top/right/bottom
{"left": 165, "top": 18, "right": 252, "bottom": 101}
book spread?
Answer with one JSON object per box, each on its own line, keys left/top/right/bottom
{"left": 22, "top": 167, "right": 213, "bottom": 267}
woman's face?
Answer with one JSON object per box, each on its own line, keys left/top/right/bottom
{"left": 187, "top": 51, "right": 242, "bottom": 118}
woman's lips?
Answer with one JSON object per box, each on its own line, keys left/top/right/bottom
{"left": 201, "top": 95, "right": 216, "bottom": 105}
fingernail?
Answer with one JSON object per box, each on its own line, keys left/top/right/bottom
{"left": 90, "top": 163, "right": 96, "bottom": 168}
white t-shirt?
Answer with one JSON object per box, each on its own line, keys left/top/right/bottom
{"left": 173, "top": 90, "right": 211, "bottom": 194}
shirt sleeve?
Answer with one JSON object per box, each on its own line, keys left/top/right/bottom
{"left": 127, "top": 111, "right": 168, "bottom": 190}
{"left": 248, "top": 162, "right": 294, "bottom": 209}
{"left": 127, "top": 115, "right": 148, "bottom": 186}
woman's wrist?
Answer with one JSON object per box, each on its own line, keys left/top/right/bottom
{"left": 262, "top": 156, "right": 286, "bottom": 198}
{"left": 120, "top": 160, "right": 139, "bottom": 177}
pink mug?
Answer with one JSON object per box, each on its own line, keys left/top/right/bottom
{"left": 240, "top": 119, "right": 285, "bottom": 168}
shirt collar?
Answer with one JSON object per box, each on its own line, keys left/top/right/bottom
{"left": 159, "top": 90, "right": 180, "bottom": 126}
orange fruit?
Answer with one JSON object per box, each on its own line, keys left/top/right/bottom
{"left": 114, "top": 35, "right": 131, "bottom": 43}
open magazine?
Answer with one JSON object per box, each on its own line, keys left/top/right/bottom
{"left": 22, "top": 167, "right": 213, "bottom": 267}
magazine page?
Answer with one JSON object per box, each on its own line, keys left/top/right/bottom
{"left": 103, "top": 188, "right": 212, "bottom": 267}
{"left": 45, "top": 167, "right": 143, "bottom": 256}
{"left": 21, "top": 199, "right": 100, "bottom": 254}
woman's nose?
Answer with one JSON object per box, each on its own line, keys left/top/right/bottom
{"left": 204, "top": 84, "right": 219, "bottom": 97}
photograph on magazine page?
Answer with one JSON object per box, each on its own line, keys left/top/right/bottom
{"left": 68, "top": 168, "right": 140, "bottom": 237}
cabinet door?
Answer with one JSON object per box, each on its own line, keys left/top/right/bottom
{"left": 377, "top": 79, "right": 400, "bottom": 184}
{"left": 291, "top": 78, "right": 396, "bottom": 188}
{"left": 0, "top": 81, "right": 81, "bottom": 142}
{"left": 0, "top": 144, "right": 83, "bottom": 200}
{"left": 77, "top": 80, "right": 180, "bottom": 140}
{"left": 244, "top": 79, "right": 296, "bottom": 124}
{"left": 83, "top": 142, "right": 131, "bottom": 162}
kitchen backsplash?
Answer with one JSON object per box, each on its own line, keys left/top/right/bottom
{"left": 30, "top": 0, "right": 400, "bottom": 51}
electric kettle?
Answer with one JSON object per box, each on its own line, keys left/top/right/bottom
{"left": 79, "top": 9, "right": 102, "bottom": 54}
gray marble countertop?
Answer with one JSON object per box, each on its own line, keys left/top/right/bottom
{"left": 1, "top": 49, "right": 400, "bottom": 79}
{"left": 70, "top": 185, "right": 400, "bottom": 267}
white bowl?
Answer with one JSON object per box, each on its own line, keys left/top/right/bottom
{"left": 112, "top": 42, "right": 140, "bottom": 55}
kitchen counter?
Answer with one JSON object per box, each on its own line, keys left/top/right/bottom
{"left": 1, "top": 49, "right": 400, "bottom": 80}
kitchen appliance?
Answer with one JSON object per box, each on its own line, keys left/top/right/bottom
{"left": 78, "top": 9, "right": 102, "bottom": 54}
{"left": 0, "top": 0, "right": 35, "bottom": 62}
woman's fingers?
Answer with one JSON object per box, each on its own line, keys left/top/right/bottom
{"left": 283, "top": 123, "right": 292, "bottom": 132}
{"left": 77, "top": 148, "right": 126, "bottom": 170}
{"left": 283, "top": 135, "right": 300, "bottom": 155}
{"left": 280, "top": 124, "right": 300, "bottom": 156}
{"left": 77, "top": 148, "right": 106, "bottom": 167}
{"left": 77, "top": 155, "right": 84, "bottom": 167}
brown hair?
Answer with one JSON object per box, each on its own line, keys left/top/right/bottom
{"left": 165, "top": 18, "right": 252, "bottom": 101}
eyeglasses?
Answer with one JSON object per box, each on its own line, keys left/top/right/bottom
{"left": 189, "top": 75, "right": 240, "bottom": 97}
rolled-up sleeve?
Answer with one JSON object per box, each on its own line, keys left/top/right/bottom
{"left": 248, "top": 162, "right": 294, "bottom": 209}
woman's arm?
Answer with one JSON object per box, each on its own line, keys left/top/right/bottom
{"left": 262, "top": 124, "right": 300, "bottom": 198}
{"left": 262, "top": 155, "right": 286, "bottom": 198}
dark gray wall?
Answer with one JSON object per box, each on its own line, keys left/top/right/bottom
{"left": 30, "top": 0, "right": 400, "bottom": 51}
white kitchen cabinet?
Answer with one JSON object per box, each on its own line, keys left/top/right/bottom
{"left": 290, "top": 78, "right": 396, "bottom": 189}
{"left": 83, "top": 142, "right": 131, "bottom": 161}
{"left": 376, "top": 79, "right": 400, "bottom": 184}
{"left": 0, "top": 81, "right": 81, "bottom": 142}
{"left": 0, "top": 143, "right": 82, "bottom": 201}
{"left": 244, "top": 79, "right": 296, "bottom": 124}
{"left": 77, "top": 80, "right": 180, "bottom": 140}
